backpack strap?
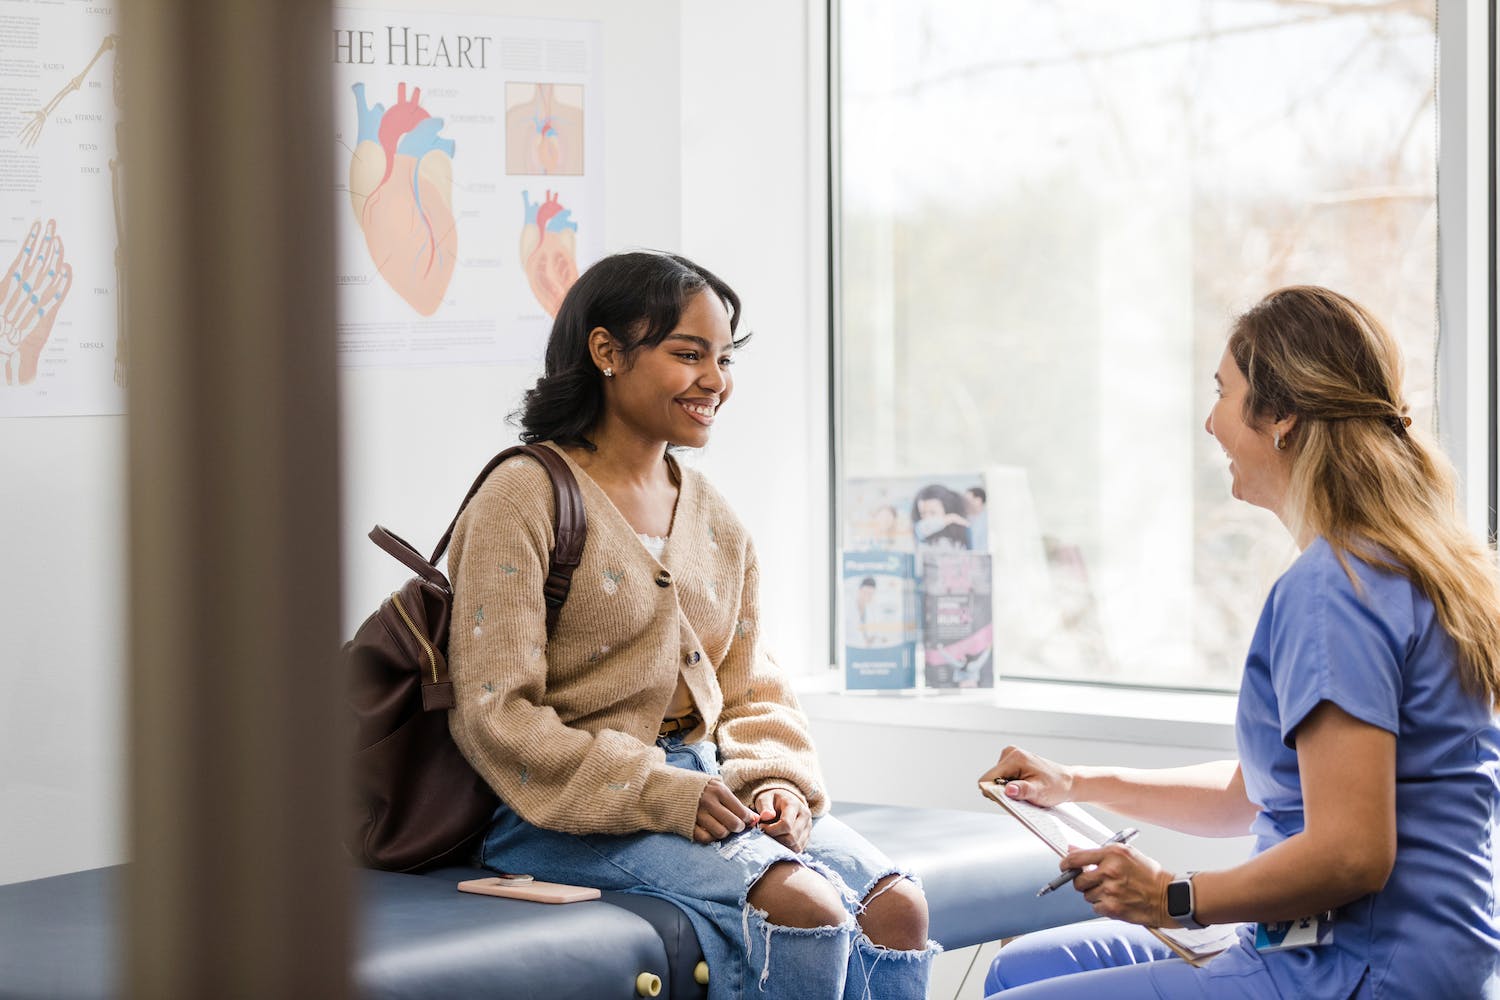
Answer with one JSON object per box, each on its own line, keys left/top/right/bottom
{"left": 428, "top": 443, "right": 587, "bottom": 636}
{"left": 368, "top": 525, "right": 448, "bottom": 589}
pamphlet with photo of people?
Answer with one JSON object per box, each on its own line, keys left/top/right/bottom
{"left": 920, "top": 551, "right": 995, "bottom": 689}
{"left": 842, "top": 550, "right": 918, "bottom": 690}
{"left": 844, "top": 474, "right": 987, "bottom": 555}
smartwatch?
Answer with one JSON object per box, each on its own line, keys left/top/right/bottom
{"left": 1165, "top": 874, "right": 1205, "bottom": 930}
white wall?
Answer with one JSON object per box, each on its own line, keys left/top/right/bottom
{"left": 678, "top": 1, "right": 831, "bottom": 673}
{"left": 0, "top": 417, "right": 127, "bottom": 884}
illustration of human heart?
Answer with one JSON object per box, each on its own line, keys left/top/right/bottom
{"left": 348, "top": 83, "right": 456, "bottom": 316}
{"left": 520, "top": 188, "right": 578, "bottom": 318}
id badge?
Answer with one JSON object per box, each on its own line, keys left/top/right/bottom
{"left": 1254, "top": 911, "right": 1334, "bottom": 952}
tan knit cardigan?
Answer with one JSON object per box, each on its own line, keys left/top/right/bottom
{"left": 446, "top": 442, "right": 828, "bottom": 839}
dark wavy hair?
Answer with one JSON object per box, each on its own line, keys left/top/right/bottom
{"left": 515, "top": 251, "right": 745, "bottom": 449}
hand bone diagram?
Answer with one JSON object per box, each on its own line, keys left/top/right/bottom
{"left": 2, "top": 219, "right": 73, "bottom": 387}
{"left": 520, "top": 188, "right": 578, "bottom": 318}
{"left": 349, "top": 83, "right": 457, "bottom": 316}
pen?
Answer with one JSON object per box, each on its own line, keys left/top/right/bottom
{"left": 1036, "top": 827, "right": 1139, "bottom": 898}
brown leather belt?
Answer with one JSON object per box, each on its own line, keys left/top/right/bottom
{"left": 658, "top": 713, "right": 700, "bottom": 738}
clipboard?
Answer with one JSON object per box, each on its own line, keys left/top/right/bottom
{"left": 978, "top": 780, "right": 1243, "bottom": 966}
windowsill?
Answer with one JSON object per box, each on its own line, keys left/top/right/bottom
{"left": 795, "top": 673, "right": 1238, "bottom": 751}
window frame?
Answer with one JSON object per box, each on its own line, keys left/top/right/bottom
{"left": 1491, "top": 0, "right": 1499, "bottom": 549}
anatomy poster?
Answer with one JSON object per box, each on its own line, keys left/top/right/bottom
{"left": 333, "top": 10, "right": 604, "bottom": 368}
{"left": 0, "top": 1, "right": 125, "bottom": 417}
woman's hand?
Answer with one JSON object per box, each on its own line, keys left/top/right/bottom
{"left": 693, "top": 778, "right": 760, "bottom": 843}
{"left": 979, "top": 745, "right": 1076, "bottom": 807}
{"left": 754, "top": 788, "right": 812, "bottom": 853}
{"left": 1064, "top": 843, "right": 1175, "bottom": 927}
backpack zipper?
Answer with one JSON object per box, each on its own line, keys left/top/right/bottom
{"left": 390, "top": 591, "right": 439, "bottom": 684}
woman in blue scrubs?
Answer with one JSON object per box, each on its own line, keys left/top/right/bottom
{"left": 982, "top": 286, "right": 1500, "bottom": 999}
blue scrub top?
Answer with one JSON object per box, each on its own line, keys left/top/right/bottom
{"left": 1223, "top": 538, "right": 1500, "bottom": 998}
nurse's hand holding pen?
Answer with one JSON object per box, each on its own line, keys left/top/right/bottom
{"left": 1037, "top": 827, "right": 1137, "bottom": 896}
{"left": 1062, "top": 837, "right": 1177, "bottom": 927}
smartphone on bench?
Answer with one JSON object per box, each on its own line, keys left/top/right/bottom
{"left": 457, "top": 873, "right": 601, "bottom": 904}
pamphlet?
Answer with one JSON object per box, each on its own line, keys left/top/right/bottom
{"left": 920, "top": 551, "right": 994, "bottom": 689}
{"left": 842, "top": 551, "right": 918, "bottom": 690}
{"left": 844, "top": 473, "right": 985, "bottom": 555}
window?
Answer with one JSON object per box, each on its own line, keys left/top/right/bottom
{"left": 835, "top": 1, "right": 1440, "bottom": 689}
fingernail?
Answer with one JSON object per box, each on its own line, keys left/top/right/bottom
{"left": 1006, "top": 785, "right": 1018, "bottom": 796}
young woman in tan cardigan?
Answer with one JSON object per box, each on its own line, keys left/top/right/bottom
{"left": 446, "top": 251, "right": 936, "bottom": 1000}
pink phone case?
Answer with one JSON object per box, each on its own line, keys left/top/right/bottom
{"left": 457, "top": 876, "right": 601, "bottom": 904}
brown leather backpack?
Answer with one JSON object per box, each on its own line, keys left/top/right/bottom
{"left": 343, "top": 444, "right": 586, "bottom": 872}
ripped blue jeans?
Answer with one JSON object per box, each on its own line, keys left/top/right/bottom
{"left": 480, "top": 737, "right": 935, "bottom": 1000}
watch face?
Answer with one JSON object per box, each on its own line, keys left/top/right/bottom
{"left": 1166, "top": 879, "right": 1193, "bottom": 917}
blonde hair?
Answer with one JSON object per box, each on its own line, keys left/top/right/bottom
{"left": 1229, "top": 285, "right": 1500, "bottom": 706}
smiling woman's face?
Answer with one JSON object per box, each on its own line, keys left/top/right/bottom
{"left": 604, "top": 290, "right": 736, "bottom": 449}
{"left": 1205, "top": 347, "right": 1291, "bottom": 513}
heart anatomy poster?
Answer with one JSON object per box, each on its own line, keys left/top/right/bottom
{"left": 0, "top": 1, "right": 124, "bottom": 417}
{"left": 333, "top": 9, "right": 604, "bottom": 368}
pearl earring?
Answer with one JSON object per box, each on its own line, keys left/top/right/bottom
{"left": 1274, "top": 431, "right": 1286, "bottom": 451}
{"left": 603, "top": 367, "right": 613, "bottom": 378}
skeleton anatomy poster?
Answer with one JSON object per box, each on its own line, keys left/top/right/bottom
{"left": 333, "top": 9, "right": 604, "bottom": 368}
{"left": 0, "top": 1, "right": 124, "bottom": 417}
